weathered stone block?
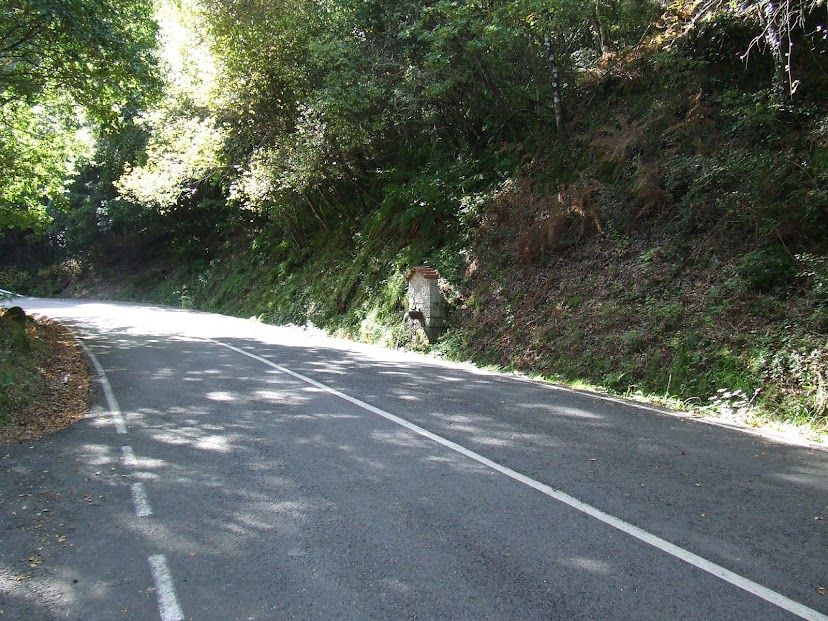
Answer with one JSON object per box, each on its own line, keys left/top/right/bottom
{"left": 406, "top": 266, "right": 445, "bottom": 342}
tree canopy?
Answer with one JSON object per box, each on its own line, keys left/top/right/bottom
{"left": 0, "top": 0, "right": 159, "bottom": 232}
{"left": 1, "top": 0, "right": 827, "bottom": 238}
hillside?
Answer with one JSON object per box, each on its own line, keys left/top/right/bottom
{"left": 2, "top": 0, "right": 827, "bottom": 439}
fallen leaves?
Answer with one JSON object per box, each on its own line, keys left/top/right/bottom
{"left": 0, "top": 316, "right": 90, "bottom": 445}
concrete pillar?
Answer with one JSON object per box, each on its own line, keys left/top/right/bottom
{"left": 406, "top": 266, "right": 445, "bottom": 342}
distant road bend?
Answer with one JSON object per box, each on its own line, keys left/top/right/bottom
{"left": 2, "top": 298, "right": 827, "bottom": 621}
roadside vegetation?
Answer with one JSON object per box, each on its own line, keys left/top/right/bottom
{"left": 0, "top": 304, "right": 89, "bottom": 443}
{"left": 1, "top": 0, "right": 827, "bottom": 440}
{"left": 0, "top": 305, "right": 32, "bottom": 425}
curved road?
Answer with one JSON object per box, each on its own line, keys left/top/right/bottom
{"left": 2, "top": 299, "right": 827, "bottom": 620}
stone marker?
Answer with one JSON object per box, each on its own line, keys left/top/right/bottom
{"left": 406, "top": 266, "right": 445, "bottom": 342}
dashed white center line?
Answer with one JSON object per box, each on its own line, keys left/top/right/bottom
{"left": 121, "top": 445, "right": 137, "bottom": 468}
{"left": 148, "top": 555, "right": 184, "bottom": 621}
{"left": 78, "top": 337, "right": 186, "bottom": 621}
{"left": 130, "top": 482, "right": 153, "bottom": 517}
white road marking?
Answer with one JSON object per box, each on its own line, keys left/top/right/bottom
{"left": 148, "top": 555, "right": 184, "bottom": 621}
{"left": 77, "top": 340, "right": 127, "bottom": 434}
{"left": 79, "top": 344, "right": 179, "bottom": 617}
{"left": 130, "top": 483, "right": 153, "bottom": 517}
{"left": 213, "top": 339, "right": 828, "bottom": 621}
{"left": 121, "top": 445, "right": 137, "bottom": 468}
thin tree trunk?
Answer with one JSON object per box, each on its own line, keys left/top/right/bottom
{"left": 761, "top": 0, "right": 789, "bottom": 98}
{"left": 594, "top": 0, "right": 611, "bottom": 55}
{"left": 543, "top": 33, "right": 566, "bottom": 138}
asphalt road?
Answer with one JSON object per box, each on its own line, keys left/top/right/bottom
{"left": 2, "top": 298, "right": 827, "bottom": 621}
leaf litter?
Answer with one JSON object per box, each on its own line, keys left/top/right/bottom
{"left": 0, "top": 316, "right": 90, "bottom": 445}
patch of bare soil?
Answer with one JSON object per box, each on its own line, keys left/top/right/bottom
{"left": 0, "top": 317, "right": 91, "bottom": 445}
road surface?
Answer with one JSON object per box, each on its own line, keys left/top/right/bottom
{"left": 1, "top": 298, "right": 827, "bottom": 620}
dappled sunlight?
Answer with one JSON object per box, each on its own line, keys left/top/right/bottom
{"left": 123, "top": 454, "right": 167, "bottom": 471}
{"left": 8, "top": 297, "right": 828, "bottom": 621}
{"left": 2, "top": 565, "right": 80, "bottom": 607}
{"left": 306, "top": 360, "right": 352, "bottom": 376}
{"left": 194, "top": 434, "right": 233, "bottom": 452}
{"left": 439, "top": 420, "right": 522, "bottom": 449}
{"left": 232, "top": 511, "right": 294, "bottom": 534}
{"left": 552, "top": 406, "right": 606, "bottom": 421}
{"left": 428, "top": 373, "right": 468, "bottom": 384}
{"left": 338, "top": 453, "right": 389, "bottom": 472}
{"left": 0, "top": 562, "right": 34, "bottom": 593}
{"left": 205, "top": 391, "right": 236, "bottom": 402}
{"left": 118, "top": 482, "right": 337, "bottom": 559}
{"left": 375, "top": 369, "right": 414, "bottom": 378}
{"left": 443, "top": 414, "right": 477, "bottom": 424}
{"left": 78, "top": 443, "right": 119, "bottom": 468}
{"left": 369, "top": 429, "right": 432, "bottom": 450}
{"left": 237, "top": 500, "right": 312, "bottom": 529}
{"left": 253, "top": 389, "right": 291, "bottom": 401}
{"left": 200, "top": 423, "right": 229, "bottom": 432}
{"left": 131, "top": 470, "right": 162, "bottom": 481}
{"left": 251, "top": 389, "right": 314, "bottom": 408}
{"left": 149, "top": 424, "right": 240, "bottom": 453}
{"left": 295, "top": 433, "right": 340, "bottom": 450}
{"left": 151, "top": 367, "right": 177, "bottom": 379}
{"left": 289, "top": 412, "right": 362, "bottom": 421}
{"left": 126, "top": 517, "right": 202, "bottom": 555}
{"left": 124, "top": 406, "right": 203, "bottom": 429}
{"left": 469, "top": 436, "right": 513, "bottom": 448}
{"left": 560, "top": 556, "right": 613, "bottom": 575}
{"left": 769, "top": 467, "right": 828, "bottom": 492}
{"left": 421, "top": 454, "right": 491, "bottom": 475}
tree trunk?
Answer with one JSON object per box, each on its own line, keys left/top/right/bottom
{"left": 761, "top": 0, "right": 790, "bottom": 98}
{"left": 594, "top": 0, "right": 611, "bottom": 55}
{"left": 543, "top": 33, "right": 566, "bottom": 138}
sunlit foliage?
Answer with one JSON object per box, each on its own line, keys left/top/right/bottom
{"left": 0, "top": 0, "right": 160, "bottom": 232}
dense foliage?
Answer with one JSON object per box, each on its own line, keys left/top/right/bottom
{"left": 4, "top": 0, "right": 826, "bottom": 242}
{"left": 0, "top": 0, "right": 159, "bottom": 231}
{"left": 2, "top": 0, "right": 828, "bottom": 432}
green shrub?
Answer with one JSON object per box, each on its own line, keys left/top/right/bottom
{"left": 0, "top": 268, "right": 34, "bottom": 295}
{"left": 738, "top": 246, "right": 798, "bottom": 293}
{"left": 798, "top": 253, "right": 828, "bottom": 306}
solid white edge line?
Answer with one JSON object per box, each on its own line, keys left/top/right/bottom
{"left": 148, "top": 555, "right": 184, "bottom": 621}
{"left": 77, "top": 340, "right": 128, "bottom": 434}
{"left": 212, "top": 338, "right": 828, "bottom": 621}
{"left": 130, "top": 482, "right": 153, "bottom": 517}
